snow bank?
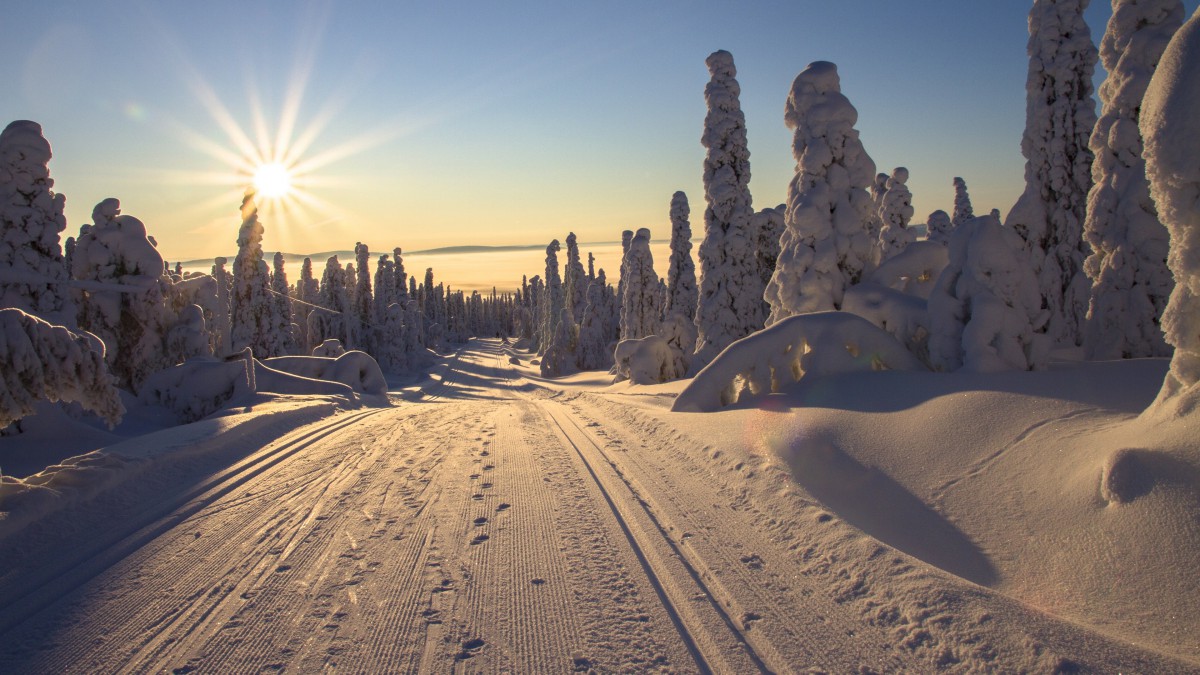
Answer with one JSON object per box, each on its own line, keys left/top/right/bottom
{"left": 139, "top": 357, "right": 255, "bottom": 423}
{"left": 264, "top": 351, "right": 388, "bottom": 398}
{"left": 0, "top": 308, "right": 124, "bottom": 428}
{"left": 1142, "top": 6, "right": 1200, "bottom": 416}
{"left": 672, "top": 312, "right": 926, "bottom": 412}
{"left": 613, "top": 335, "right": 679, "bottom": 385}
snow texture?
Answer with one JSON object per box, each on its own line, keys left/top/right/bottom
{"left": 0, "top": 121, "right": 75, "bottom": 327}
{"left": 693, "top": 50, "right": 762, "bottom": 369}
{"left": 764, "top": 61, "right": 879, "bottom": 324}
{"left": 619, "top": 228, "right": 661, "bottom": 341}
{"left": 661, "top": 192, "right": 699, "bottom": 377}
{"left": 673, "top": 311, "right": 925, "bottom": 412}
{"left": 1142, "top": 6, "right": 1200, "bottom": 416}
{"left": 1004, "top": 0, "right": 1098, "bottom": 348}
{"left": 613, "top": 335, "right": 679, "bottom": 385}
{"left": 877, "top": 167, "right": 917, "bottom": 262}
{"left": 0, "top": 308, "right": 124, "bottom": 428}
{"left": 1083, "top": 0, "right": 1182, "bottom": 360}
{"left": 928, "top": 214, "right": 1049, "bottom": 372}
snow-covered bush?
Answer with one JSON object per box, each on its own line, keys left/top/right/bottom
{"left": 694, "top": 50, "right": 762, "bottom": 369}
{"left": 928, "top": 214, "right": 1048, "bottom": 372}
{"left": 0, "top": 121, "right": 75, "bottom": 327}
{"left": 764, "top": 61, "right": 878, "bottom": 324}
{"left": 0, "top": 308, "right": 124, "bottom": 428}
{"left": 1005, "top": 0, "right": 1098, "bottom": 347}
{"left": 869, "top": 240, "right": 949, "bottom": 300}
{"left": 613, "top": 335, "right": 679, "bottom": 385}
{"left": 264, "top": 351, "right": 387, "bottom": 397}
{"left": 878, "top": 167, "right": 917, "bottom": 262}
{"left": 672, "top": 312, "right": 925, "bottom": 413}
{"left": 620, "top": 228, "right": 661, "bottom": 340}
{"left": 1083, "top": 0, "right": 1182, "bottom": 360}
{"left": 1141, "top": 6, "right": 1200, "bottom": 416}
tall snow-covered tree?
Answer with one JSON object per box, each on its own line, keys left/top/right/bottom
{"left": 752, "top": 204, "right": 785, "bottom": 300}
{"left": 393, "top": 247, "right": 408, "bottom": 302}
{"left": 353, "top": 242, "right": 374, "bottom": 353}
{"left": 662, "top": 192, "right": 699, "bottom": 375}
{"left": 210, "top": 257, "right": 232, "bottom": 355}
{"left": 374, "top": 254, "right": 396, "bottom": 325}
{"left": 229, "top": 190, "right": 278, "bottom": 356}
{"left": 564, "top": 232, "right": 586, "bottom": 321}
{"left": 0, "top": 120, "right": 75, "bottom": 327}
{"left": 951, "top": 176, "right": 974, "bottom": 228}
{"left": 616, "top": 229, "right": 633, "bottom": 315}
{"left": 1083, "top": 0, "right": 1182, "bottom": 360}
{"left": 577, "top": 271, "right": 613, "bottom": 371}
{"left": 294, "top": 257, "right": 318, "bottom": 351}
{"left": 878, "top": 167, "right": 917, "bottom": 262}
{"left": 310, "top": 255, "right": 354, "bottom": 352}
{"left": 694, "top": 50, "right": 761, "bottom": 368}
{"left": 620, "top": 228, "right": 661, "bottom": 341}
{"left": 764, "top": 61, "right": 878, "bottom": 323}
{"left": 1005, "top": 0, "right": 1099, "bottom": 347}
{"left": 270, "top": 252, "right": 297, "bottom": 355}
{"left": 541, "top": 307, "right": 578, "bottom": 377}
{"left": 1141, "top": 5, "right": 1200, "bottom": 416}
{"left": 538, "top": 240, "right": 564, "bottom": 354}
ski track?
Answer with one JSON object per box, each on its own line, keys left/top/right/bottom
{"left": 0, "top": 339, "right": 1192, "bottom": 673}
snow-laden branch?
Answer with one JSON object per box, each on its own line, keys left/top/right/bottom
{"left": 672, "top": 312, "right": 926, "bottom": 413}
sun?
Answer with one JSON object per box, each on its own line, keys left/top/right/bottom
{"left": 253, "top": 162, "right": 293, "bottom": 199}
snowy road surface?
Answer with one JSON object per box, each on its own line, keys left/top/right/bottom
{"left": 0, "top": 340, "right": 1190, "bottom": 673}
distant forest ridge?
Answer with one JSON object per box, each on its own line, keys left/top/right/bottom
{"left": 174, "top": 241, "right": 654, "bottom": 268}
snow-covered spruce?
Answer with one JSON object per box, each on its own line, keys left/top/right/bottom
{"left": 270, "top": 252, "right": 297, "bottom": 356}
{"left": 620, "top": 228, "right": 661, "bottom": 341}
{"left": 1142, "top": 6, "right": 1200, "bottom": 416}
{"left": 71, "top": 198, "right": 171, "bottom": 390}
{"left": 564, "top": 232, "right": 586, "bottom": 321}
{"left": 538, "top": 240, "right": 564, "bottom": 355}
{"left": 764, "top": 61, "right": 878, "bottom": 324}
{"left": 672, "top": 311, "right": 925, "bottom": 413}
{"left": 576, "top": 271, "right": 613, "bottom": 371}
{"left": 693, "top": 50, "right": 761, "bottom": 370}
{"left": 1005, "top": 0, "right": 1098, "bottom": 347}
{"left": 294, "top": 257, "right": 319, "bottom": 352}
{"left": 540, "top": 307, "right": 578, "bottom": 378}
{"left": 661, "top": 192, "right": 699, "bottom": 377}
{"left": 951, "top": 176, "right": 974, "bottom": 228}
{"left": 353, "top": 242, "right": 373, "bottom": 354}
{"left": 229, "top": 191, "right": 282, "bottom": 357}
{"left": 209, "top": 257, "right": 233, "bottom": 355}
{"left": 1083, "top": 0, "right": 1183, "bottom": 360}
{"left": 752, "top": 204, "right": 785, "bottom": 305}
{"left": 878, "top": 167, "right": 917, "bottom": 262}
{"left": 0, "top": 121, "right": 75, "bottom": 327}
{"left": 310, "top": 256, "right": 355, "bottom": 352}
{"left": 928, "top": 214, "right": 1048, "bottom": 372}
{"left": 925, "top": 210, "right": 953, "bottom": 245}
{"left": 0, "top": 308, "right": 124, "bottom": 428}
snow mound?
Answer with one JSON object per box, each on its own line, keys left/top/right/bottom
{"left": 673, "top": 312, "right": 926, "bottom": 412}
{"left": 613, "top": 335, "right": 679, "bottom": 385}
{"left": 869, "top": 240, "right": 948, "bottom": 300}
{"left": 139, "top": 358, "right": 255, "bottom": 423}
{"left": 264, "top": 351, "right": 388, "bottom": 398}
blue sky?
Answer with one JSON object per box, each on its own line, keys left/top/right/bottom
{"left": 4, "top": 1, "right": 1196, "bottom": 262}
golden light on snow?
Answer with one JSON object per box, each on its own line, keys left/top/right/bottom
{"left": 253, "top": 162, "right": 293, "bottom": 199}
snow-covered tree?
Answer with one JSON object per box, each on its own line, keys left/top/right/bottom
{"left": 393, "top": 247, "right": 408, "bottom": 302}
{"left": 616, "top": 229, "right": 633, "bottom": 314}
{"left": 541, "top": 307, "right": 578, "bottom": 378}
{"left": 661, "top": 192, "right": 699, "bottom": 376}
{"left": 928, "top": 214, "right": 1048, "bottom": 372}
{"left": 229, "top": 190, "right": 278, "bottom": 356}
{"left": 752, "top": 204, "right": 785, "bottom": 300}
{"left": 353, "top": 242, "right": 374, "bottom": 353}
{"left": 0, "top": 308, "right": 124, "bottom": 428}
{"left": 1141, "top": 6, "right": 1200, "bottom": 416}
{"left": 538, "top": 240, "right": 564, "bottom": 354}
{"left": 951, "top": 176, "right": 974, "bottom": 228}
{"left": 564, "top": 232, "right": 586, "bottom": 321}
{"left": 310, "top": 255, "right": 355, "bottom": 351}
{"left": 620, "top": 228, "right": 661, "bottom": 341}
{"left": 71, "top": 198, "right": 170, "bottom": 389}
{"left": 878, "top": 167, "right": 917, "bottom": 262}
{"left": 577, "top": 271, "right": 613, "bottom": 371}
{"left": 764, "top": 61, "right": 879, "bottom": 323}
{"left": 270, "top": 252, "right": 297, "bottom": 355}
{"left": 694, "top": 50, "right": 761, "bottom": 368}
{"left": 0, "top": 120, "right": 75, "bottom": 327}
{"left": 926, "top": 210, "right": 953, "bottom": 245}
{"left": 210, "top": 257, "right": 232, "bottom": 355}
{"left": 1083, "top": 0, "right": 1182, "bottom": 360}
{"left": 1004, "top": 0, "right": 1099, "bottom": 347}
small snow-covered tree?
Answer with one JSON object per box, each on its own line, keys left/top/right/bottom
{"left": 951, "top": 177, "right": 974, "bottom": 228}
{"left": 620, "top": 228, "right": 661, "bottom": 341}
{"left": 662, "top": 192, "right": 699, "bottom": 376}
{"left": 229, "top": 190, "right": 277, "bottom": 356}
{"left": 1005, "top": 0, "right": 1099, "bottom": 347}
{"left": 541, "top": 307, "right": 578, "bottom": 377}
{"left": 928, "top": 214, "right": 1048, "bottom": 372}
{"left": 1083, "top": 0, "right": 1182, "bottom": 360}
{"left": 0, "top": 308, "right": 124, "bottom": 428}
{"left": 764, "top": 61, "right": 879, "bottom": 324}
{"left": 270, "top": 252, "right": 297, "bottom": 355}
{"left": 1141, "top": 6, "right": 1200, "bottom": 416}
{"left": 694, "top": 50, "right": 762, "bottom": 368}
{"left": 0, "top": 121, "right": 75, "bottom": 327}
{"left": 926, "top": 210, "right": 953, "bottom": 245}
{"left": 878, "top": 167, "right": 917, "bottom": 262}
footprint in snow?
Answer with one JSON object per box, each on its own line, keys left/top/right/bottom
{"left": 474, "top": 517, "right": 488, "bottom": 525}
{"left": 496, "top": 503, "right": 510, "bottom": 511}
{"left": 470, "top": 534, "right": 490, "bottom": 545}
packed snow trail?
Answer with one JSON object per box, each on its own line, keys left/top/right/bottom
{"left": 0, "top": 340, "right": 1191, "bottom": 672}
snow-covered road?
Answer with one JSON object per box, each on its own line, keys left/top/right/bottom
{"left": 0, "top": 340, "right": 1191, "bottom": 673}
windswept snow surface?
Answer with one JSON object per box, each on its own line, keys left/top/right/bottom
{"left": 1, "top": 340, "right": 1197, "bottom": 672}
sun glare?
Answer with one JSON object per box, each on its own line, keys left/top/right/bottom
{"left": 253, "top": 162, "right": 293, "bottom": 198}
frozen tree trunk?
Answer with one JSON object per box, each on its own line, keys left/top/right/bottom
{"left": 0, "top": 121, "right": 75, "bottom": 327}
{"left": 1004, "top": 0, "right": 1099, "bottom": 348}
{"left": 951, "top": 177, "right": 974, "bottom": 228}
{"left": 1141, "top": 6, "right": 1200, "bottom": 417}
{"left": 620, "top": 228, "right": 661, "bottom": 341}
{"left": 230, "top": 191, "right": 276, "bottom": 357}
{"left": 693, "top": 50, "right": 761, "bottom": 370}
{"left": 764, "top": 61, "right": 878, "bottom": 324}
{"left": 1083, "top": 0, "right": 1183, "bottom": 360}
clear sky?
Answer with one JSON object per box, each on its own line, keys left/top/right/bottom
{"left": 4, "top": 1, "right": 1196, "bottom": 263}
